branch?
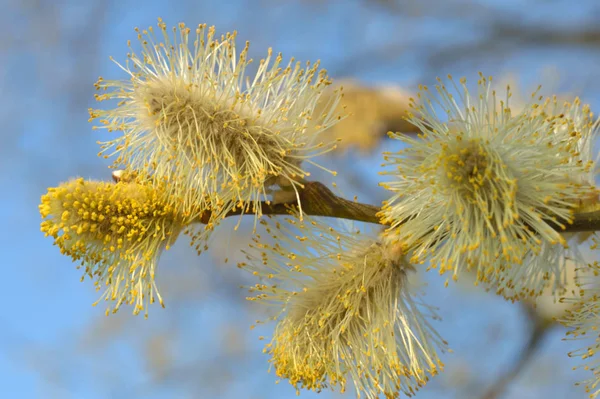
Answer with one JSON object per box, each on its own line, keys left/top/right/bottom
{"left": 479, "top": 303, "right": 553, "bottom": 399}
{"left": 211, "top": 181, "right": 381, "bottom": 224}
{"left": 204, "top": 180, "right": 600, "bottom": 233}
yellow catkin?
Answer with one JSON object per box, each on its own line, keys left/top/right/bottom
{"left": 379, "top": 74, "right": 597, "bottom": 301}
{"left": 242, "top": 216, "right": 448, "bottom": 398}
{"left": 89, "top": 19, "right": 343, "bottom": 240}
{"left": 39, "top": 177, "right": 192, "bottom": 317}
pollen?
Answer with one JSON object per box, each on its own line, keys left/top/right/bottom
{"left": 39, "top": 177, "right": 192, "bottom": 317}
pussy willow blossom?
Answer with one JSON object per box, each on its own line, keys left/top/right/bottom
{"left": 380, "top": 74, "right": 595, "bottom": 301}
{"left": 561, "top": 253, "right": 600, "bottom": 399}
{"left": 498, "top": 97, "right": 600, "bottom": 300}
{"left": 39, "top": 178, "right": 190, "bottom": 317}
{"left": 241, "top": 216, "right": 448, "bottom": 398}
{"left": 89, "top": 19, "right": 342, "bottom": 234}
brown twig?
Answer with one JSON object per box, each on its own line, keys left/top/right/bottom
{"left": 213, "top": 181, "right": 382, "bottom": 224}
{"left": 203, "top": 180, "right": 600, "bottom": 233}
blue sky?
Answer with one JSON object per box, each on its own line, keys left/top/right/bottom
{"left": 2, "top": 0, "right": 599, "bottom": 397}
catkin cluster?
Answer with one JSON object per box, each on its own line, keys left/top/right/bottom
{"left": 39, "top": 17, "right": 600, "bottom": 399}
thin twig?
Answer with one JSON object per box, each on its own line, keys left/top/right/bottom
{"left": 205, "top": 180, "right": 600, "bottom": 233}
{"left": 111, "top": 172, "right": 600, "bottom": 233}
{"left": 479, "top": 304, "right": 553, "bottom": 399}
{"left": 214, "top": 181, "right": 381, "bottom": 224}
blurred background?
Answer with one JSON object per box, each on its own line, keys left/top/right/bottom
{"left": 4, "top": 0, "right": 600, "bottom": 398}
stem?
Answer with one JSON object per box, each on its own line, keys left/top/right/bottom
{"left": 217, "top": 181, "right": 381, "bottom": 224}
{"left": 207, "top": 181, "right": 600, "bottom": 233}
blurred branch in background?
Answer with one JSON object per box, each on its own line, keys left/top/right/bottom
{"left": 480, "top": 303, "right": 554, "bottom": 399}
{"left": 330, "top": 0, "right": 600, "bottom": 84}
{"left": 427, "top": 19, "right": 600, "bottom": 72}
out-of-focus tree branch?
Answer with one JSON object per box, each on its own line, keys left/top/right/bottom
{"left": 427, "top": 22, "right": 600, "bottom": 70}
{"left": 479, "top": 303, "right": 554, "bottom": 399}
